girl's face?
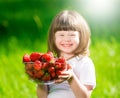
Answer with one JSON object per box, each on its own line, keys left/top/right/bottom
{"left": 55, "top": 31, "right": 79, "bottom": 55}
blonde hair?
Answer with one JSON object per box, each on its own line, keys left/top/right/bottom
{"left": 47, "top": 10, "right": 91, "bottom": 57}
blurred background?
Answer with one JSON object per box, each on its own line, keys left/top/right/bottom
{"left": 0, "top": 0, "right": 120, "bottom": 97}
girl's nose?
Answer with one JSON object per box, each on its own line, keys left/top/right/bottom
{"left": 64, "top": 36, "right": 71, "bottom": 42}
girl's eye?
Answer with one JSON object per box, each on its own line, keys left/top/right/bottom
{"left": 69, "top": 34, "right": 76, "bottom": 36}
{"left": 59, "top": 34, "right": 64, "bottom": 36}
{"left": 55, "top": 34, "right": 64, "bottom": 37}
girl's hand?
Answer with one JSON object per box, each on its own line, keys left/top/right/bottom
{"left": 55, "top": 69, "right": 73, "bottom": 83}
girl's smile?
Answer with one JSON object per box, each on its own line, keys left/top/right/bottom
{"left": 55, "top": 31, "right": 79, "bottom": 54}
{"left": 61, "top": 43, "right": 72, "bottom": 48}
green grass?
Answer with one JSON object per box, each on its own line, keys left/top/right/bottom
{"left": 0, "top": 37, "right": 47, "bottom": 98}
{"left": 0, "top": 37, "right": 120, "bottom": 98}
{"left": 90, "top": 38, "right": 120, "bottom": 98}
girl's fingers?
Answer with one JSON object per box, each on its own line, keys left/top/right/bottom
{"left": 59, "top": 70, "right": 73, "bottom": 80}
{"left": 58, "top": 74, "right": 69, "bottom": 78}
{"left": 55, "top": 78, "right": 65, "bottom": 83}
{"left": 55, "top": 69, "right": 74, "bottom": 83}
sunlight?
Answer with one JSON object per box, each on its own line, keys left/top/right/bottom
{"left": 88, "top": 0, "right": 115, "bottom": 16}
{"left": 78, "top": 0, "right": 118, "bottom": 22}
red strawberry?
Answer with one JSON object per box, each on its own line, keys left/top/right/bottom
{"left": 42, "top": 72, "right": 51, "bottom": 81}
{"left": 33, "top": 60, "right": 42, "bottom": 71}
{"left": 30, "top": 52, "right": 42, "bottom": 62}
{"left": 60, "top": 63, "right": 67, "bottom": 71}
{"left": 56, "top": 70, "right": 62, "bottom": 76}
{"left": 55, "top": 62, "right": 62, "bottom": 69}
{"left": 25, "top": 63, "right": 33, "bottom": 70}
{"left": 50, "top": 72, "right": 56, "bottom": 78}
{"left": 23, "top": 54, "right": 31, "bottom": 62}
{"left": 55, "top": 57, "right": 66, "bottom": 63}
{"left": 37, "top": 70, "right": 45, "bottom": 77}
{"left": 40, "top": 52, "right": 54, "bottom": 62}
{"left": 48, "top": 66, "right": 55, "bottom": 73}
{"left": 42, "top": 62, "right": 49, "bottom": 70}
{"left": 34, "top": 70, "right": 44, "bottom": 78}
{"left": 48, "top": 62, "right": 55, "bottom": 67}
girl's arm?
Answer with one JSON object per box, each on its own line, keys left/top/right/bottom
{"left": 36, "top": 85, "right": 48, "bottom": 98}
{"left": 68, "top": 71, "right": 93, "bottom": 98}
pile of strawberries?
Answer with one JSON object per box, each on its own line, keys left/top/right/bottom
{"left": 23, "top": 52, "right": 71, "bottom": 83}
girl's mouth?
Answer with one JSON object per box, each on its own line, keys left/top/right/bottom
{"left": 61, "top": 44, "right": 72, "bottom": 48}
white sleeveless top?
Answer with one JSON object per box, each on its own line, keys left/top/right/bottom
{"left": 47, "top": 56, "right": 96, "bottom": 98}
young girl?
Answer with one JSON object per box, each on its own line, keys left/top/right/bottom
{"left": 37, "top": 10, "right": 96, "bottom": 98}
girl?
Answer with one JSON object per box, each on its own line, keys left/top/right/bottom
{"left": 37, "top": 10, "right": 96, "bottom": 98}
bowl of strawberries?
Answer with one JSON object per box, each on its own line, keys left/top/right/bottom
{"left": 23, "top": 52, "right": 71, "bottom": 85}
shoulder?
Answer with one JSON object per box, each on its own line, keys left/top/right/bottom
{"left": 67, "top": 56, "right": 94, "bottom": 69}
{"left": 75, "top": 56, "right": 95, "bottom": 70}
{"left": 76, "top": 56, "right": 96, "bottom": 88}
{"left": 77, "top": 56, "right": 94, "bottom": 64}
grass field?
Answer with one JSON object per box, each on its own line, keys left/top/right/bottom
{"left": 90, "top": 38, "right": 120, "bottom": 98}
{"left": 0, "top": 37, "right": 120, "bottom": 98}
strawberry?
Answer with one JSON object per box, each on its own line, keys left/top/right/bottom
{"left": 33, "top": 60, "right": 42, "bottom": 71}
{"left": 48, "top": 66, "right": 55, "bottom": 73}
{"left": 55, "top": 57, "right": 66, "bottom": 63}
{"left": 25, "top": 63, "right": 33, "bottom": 70}
{"left": 42, "top": 72, "right": 51, "bottom": 81}
{"left": 48, "top": 62, "right": 55, "bottom": 67}
{"left": 56, "top": 70, "right": 63, "bottom": 76}
{"left": 23, "top": 54, "right": 31, "bottom": 62}
{"left": 37, "top": 70, "right": 45, "bottom": 77}
{"left": 60, "top": 63, "right": 67, "bottom": 71}
{"left": 40, "top": 52, "right": 54, "bottom": 62}
{"left": 55, "top": 62, "right": 62, "bottom": 69}
{"left": 50, "top": 72, "right": 56, "bottom": 78}
{"left": 42, "top": 62, "right": 49, "bottom": 70}
{"left": 30, "top": 52, "right": 42, "bottom": 62}
{"left": 55, "top": 57, "right": 67, "bottom": 71}
{"left": 34, "top": 70, "right": 44, "bottom": 78}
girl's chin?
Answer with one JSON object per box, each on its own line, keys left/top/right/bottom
{"left": 61, "top": 50, "right": 73, "bottom": 54}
